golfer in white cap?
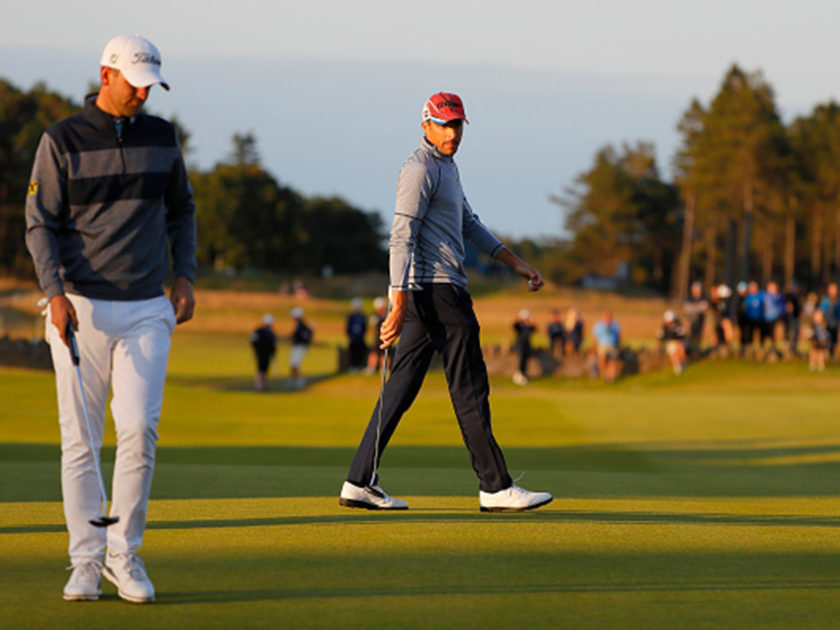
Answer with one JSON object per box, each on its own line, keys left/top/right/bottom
{"left": 25, "top": 34, "right": 196, "bottom": 603}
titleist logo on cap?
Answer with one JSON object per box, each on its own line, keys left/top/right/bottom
{"left": 132, "top": 52, "right": 161, "bottom": 66}
{"left": 107, "top": 52, "right": 162, "bottom": 67}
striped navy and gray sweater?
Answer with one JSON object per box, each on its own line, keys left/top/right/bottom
{"left": 25, "top": 95, "right": 197, "bottom": 301}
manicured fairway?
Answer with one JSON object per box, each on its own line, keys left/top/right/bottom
{"left": 2, "top": 333, "right": 840, "bottom": 629}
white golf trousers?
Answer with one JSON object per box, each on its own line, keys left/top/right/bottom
{"left": 46, "top": 294, "right": 176, "bottom": 563}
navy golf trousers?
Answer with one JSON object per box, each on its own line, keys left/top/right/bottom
{"left": 346, "top": 283, "right": 512, "bottom": 493}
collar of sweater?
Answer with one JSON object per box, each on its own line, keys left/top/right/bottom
{"left": 82, "top": 94, "right": 140, "bottom": 132}
{"left": 419, "top": 137, "right": 454, "bottom": 163}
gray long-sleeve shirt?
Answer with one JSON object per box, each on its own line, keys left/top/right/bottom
{"left": 25, "top": 97, "right": 196, "bottom": 301}
{"left": 389, "top": 139, "right": 503, "bottom": 290}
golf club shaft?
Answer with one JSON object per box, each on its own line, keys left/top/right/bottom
{"left": 371, "top": 291, "right": 395, "bottom": 487}
{"left": 67, "top": 325, "right": 111, "bottom": 515}
{"left": 371, "top": 345, "right": 388, "bottom": 486}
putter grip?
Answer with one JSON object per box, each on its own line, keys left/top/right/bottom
{"left": 66, "top": 323, "right": 80, "bottom": 366}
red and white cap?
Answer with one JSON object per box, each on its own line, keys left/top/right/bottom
{"left": 422, "top": 92, "right": 468, "bottom": 125}
{"left": 100, "top": 34, "right": 169, "bottom": 91}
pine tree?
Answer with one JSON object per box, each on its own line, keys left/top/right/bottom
{"left": 673, "top": 65, "right": 789, "bottom": 289}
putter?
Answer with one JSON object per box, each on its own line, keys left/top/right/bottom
{"left": 370, "top": 344, "right": 389, "bottom": 487}
{"left": 65, "top": 323, "right": 119, "bottom": 528}
{"left": 369, "top": 286, "right": 416, "bottom": 487}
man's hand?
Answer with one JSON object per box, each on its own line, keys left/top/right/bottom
{"left": 170, "top": 276, "right": 195, "bottom": 324}
{"left": 495, "top": 247, "right": 545, "bottom": 292}
{"left": 520, "top": 264, "right": 545, "bottom": 292}
{"left": 49, "top": 295, "right": 78, "bottom": 347}
{"left": 379, "top": 291, "right": 406, "bottom": 349}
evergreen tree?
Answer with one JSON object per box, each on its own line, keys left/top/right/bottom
{"left": 0, "top": 80, "right": 78, "bottom": 274}
{"left": 789, "top": 103, "right": 840, "bottom": 286}
{"left": 673, "top": 65, "right": 790, "bottom": 288}
{"left": 191, "top": 155, "right": 307, "bottom": 272}
{"left": 555, "top": 142, "right": 678, "bottom": 292}
{"left": 192, "top": 134, "right": 386, "bottom": 274}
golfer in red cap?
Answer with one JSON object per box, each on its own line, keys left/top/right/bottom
{"left": 340, "top": 92, "right": 553, "bottom": 512}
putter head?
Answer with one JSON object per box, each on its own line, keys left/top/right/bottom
{"left": 89, "top": 515, "right": 119, "bottom": 528}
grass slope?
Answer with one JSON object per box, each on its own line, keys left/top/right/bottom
{"left": 2, "top": 333, "right": 840, "bottom": 629}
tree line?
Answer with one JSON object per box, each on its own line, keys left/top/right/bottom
{"left": 0, "top": 79, "right": 386, "bottom": 280}
{"left": 6, "top": 67, "right": 839, "bottom": 297}
{"left": 553, "top": 64, "right": 840, "bottom": 298}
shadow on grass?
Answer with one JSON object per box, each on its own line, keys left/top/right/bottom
{"left": 5, "top": 508, "right": 840, "bottom": 535}
{"left": 4, "top": 441, "right": 840, "bottom": 503}
{"left": 156, "top": 578, "right": 840, "bottom": 605}
{"left": 166, "top": 371, "right": 340, "bottom": 393}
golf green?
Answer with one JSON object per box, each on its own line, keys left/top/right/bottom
{"left": 2, "top": 334, "right": 840, "bottom": 629}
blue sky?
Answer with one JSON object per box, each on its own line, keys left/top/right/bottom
{"left": 3, "top": 1, "right": 840, "bottom": 240}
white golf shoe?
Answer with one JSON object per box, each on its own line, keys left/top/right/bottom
{"left": 63, "top": 561, "right": 102, "bottom": 601}
{"left": 513, "top": 371, "right": 529, "bottom": 386}
{"left": 479, "top": 484, "right": 553, "bottom": 512}
{"left": 339, "top": 481, "right": 408, "bottom": 510}
{"left": 103, "top": 551, "right": 155, "bottom": 603}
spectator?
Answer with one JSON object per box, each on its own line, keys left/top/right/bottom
{"left": 250, "top": 314, "right": 277, "bottom": 391}
{"left": 733, "top": 281, "right": 750, "bottom": 354}
{"left": 366, "top": 297, "right": 388, "bottom": 374}
{"left": 710, "top": 284, "right": 734, "bottom": 350}
{"left": 592, "top": 310, "right": 621, "bottom": 383}
{"left": 585, "top": 347, "right": 600, "bottom": 379}
{"left": 292, "top": 278, "right": 310, "bottom": 299}
{"left": 346, "top": 298, "right": 367, "bottom": 372}
{"left": 809, "top": 309, "right": 830, "bottom": 372}
{"left": 658, "top": 310, "right": 687, "bottom": 375}
{"left": 803, "top": 291, "right": 819, "bottom": 323}
{"left": 512, "top": 309, "right": 535, "bottom": 385}
{"left": 683, "top": 281, "right": 709, "bottom": 349}
{"left": 743, "top": 281, "right": 764, "bottom": 352}
{"left": 820, "top": 283, "right": 840, "bottom": 358}
{"left": 761, "top": 281, "right": 786, "bottom": 354}
{"left": 289, "top": 307, "right": 313, "bottom": 387}
{"left": 784, "top": 283, "right": 802, "bottom": 356}
{"left": 546, "top": 309, "right": 565, "bottom": 357}
{"left": 564, "top": 307, "right": 584, "bottom": 355}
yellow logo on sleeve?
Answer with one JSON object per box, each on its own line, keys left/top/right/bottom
{"left": 28, "top": 181, "right": 38, "bottom": 195}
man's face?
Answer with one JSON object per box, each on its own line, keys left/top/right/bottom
{"left": 422, "top": 119, "right": 463, "bottom": 156}
{"left": 97, "top": 68, "right": 150, "bottom": 118}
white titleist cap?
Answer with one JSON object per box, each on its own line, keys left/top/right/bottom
{"left": 100, "top": 34, "right": 169, "bottom": 91}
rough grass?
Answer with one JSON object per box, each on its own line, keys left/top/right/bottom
{"left": 2, "top": 318, "right": 840, "bottom": 628}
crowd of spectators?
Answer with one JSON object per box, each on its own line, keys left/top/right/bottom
{"left": 341, "top": 280, "right": 839, "bottom": 386}
{"left": 676, "top": 280, "right": 840, "bottom": 372}
{"left": 508, "top": 306, "right": 618, "bottom": 383}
